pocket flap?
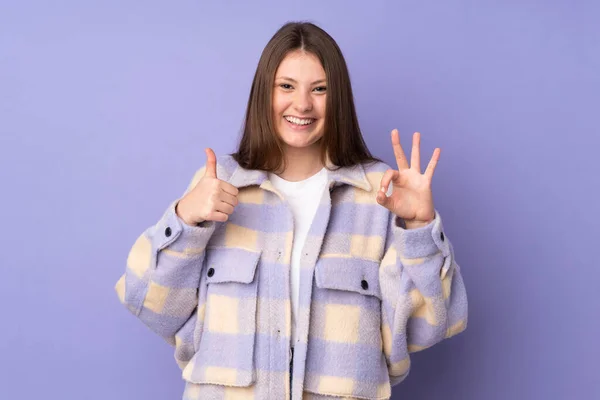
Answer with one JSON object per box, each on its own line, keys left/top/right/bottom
{"left": 315, "top": 257, "right": 382, "bottom": 300}
{"left": 205, "top": 248, "right": 261, "bottom": 284}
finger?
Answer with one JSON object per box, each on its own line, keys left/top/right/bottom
{"left": 411, "top": 132, "right": 421, "bottom": 173}
{"left": 204, "top": 148, "right": 217, "bottom": 178}
{"left": 216, "top": 201, "right": 235, "bottom": 215}
{"left": 424, "top": 148, "right": 441, "bottom": 181}
{"left": 218, "top": 191, "right": 239, "bottom": 207}
{"left": 206, "top": 211, "right": 229, "bottom": 222}
{"left": 376, "top": 189, "right": 392, "bottom": 209}
{"left": 220, "top": 181, "right": 239, "bottom": 196}
{"left": 376, "top": 169, "right": 398, "bottom": 209}
{"left": 391, "top": 129, "right": 409, "bottom": 170}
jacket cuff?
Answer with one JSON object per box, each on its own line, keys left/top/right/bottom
{"left": 152, "top": 200, "right": 217, "bottom": 253}
{"left": 393, "top": 210, "right": 450, "bottom": 259}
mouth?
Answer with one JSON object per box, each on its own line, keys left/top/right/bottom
{"left": 284, "top": 116, "right": 316, "bottom": 126}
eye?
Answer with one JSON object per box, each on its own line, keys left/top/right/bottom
{"left": 313, "top": 86, "right": 327, "bottom": 93}
{"left": 279, "top": 83, "right": 293, "bottom": 90}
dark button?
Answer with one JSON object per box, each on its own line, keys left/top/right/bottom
{"left": 361, "top": 279, "right": 369, "bottom": 290}
{"left": 165, "top": 227, "right": 172, "bottom": 237}
{"left": 207, "top": 267, "right": 215, "bottom": 277}
{"left": 440, "top": 231, "right": 445, "bottom": 241}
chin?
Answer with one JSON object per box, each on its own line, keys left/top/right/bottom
{"left": 280, "top": 134, "right": 323, "bottom": 150}
{"left": 277, "top": 127, "right": 324, "bottom": 151}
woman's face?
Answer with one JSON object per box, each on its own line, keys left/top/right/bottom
{"left": 272, "top": 50, "right": 327, "bottom": 153}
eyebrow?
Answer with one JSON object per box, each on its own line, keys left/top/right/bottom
{"left": 277, "top": 76, "right": 326, "bottom": 85}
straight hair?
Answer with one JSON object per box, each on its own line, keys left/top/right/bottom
{"left": 232, "top": 21, "right": 380, "bottom": 172}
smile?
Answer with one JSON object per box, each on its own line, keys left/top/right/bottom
{"left": 284, "top": 116, "right": 315, "bottom": 126}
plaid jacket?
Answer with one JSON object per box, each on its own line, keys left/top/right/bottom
{"left": 115, "top": 155, "right": 468, "bottom": 400}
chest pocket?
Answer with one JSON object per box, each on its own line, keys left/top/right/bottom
{"left": 315, "top": 256, "right": 382, "bottom": 299}
{"left": 182, "top": 248, "right": 261, "bottom": 388}
{"left": 306, "top": 257, "right": 391, "bottom": 400}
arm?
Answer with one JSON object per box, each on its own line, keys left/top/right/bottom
{"left": 114, "top": 167, "right": 215, "bottom": 345}
{"left": 379, "top": 211, "right": 468, "bottom": 385}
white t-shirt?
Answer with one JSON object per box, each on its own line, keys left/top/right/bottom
{"left": 268, "top": 167, "right": 329, "bottom": 345}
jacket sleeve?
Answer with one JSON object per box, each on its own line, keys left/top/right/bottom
{"left": 379, "top": 210, "right": 468, "bottom": 386}
{"left": 114, "top": 166, "right": 215, "bottom": 356}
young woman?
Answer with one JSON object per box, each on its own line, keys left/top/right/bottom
{"left": 115, "top": 21, "right": 468, "bottom": 400}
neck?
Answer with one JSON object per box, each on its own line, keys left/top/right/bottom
{"left": 277, "top": 144, "right": 324, "bottom": 182}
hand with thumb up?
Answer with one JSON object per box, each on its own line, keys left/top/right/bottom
{"left": 175, "top": 148, "right": 239, "bottom": 226}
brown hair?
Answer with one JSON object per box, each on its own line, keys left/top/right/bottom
{"left": 231, "top": 21, "right": 380, "bottom": 172}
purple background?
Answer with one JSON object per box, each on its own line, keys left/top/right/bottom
{"left": 1, "top": 1, "right": 599, "bottom": 399}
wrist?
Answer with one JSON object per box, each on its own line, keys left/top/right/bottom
{"left": 175, "top": 200, "right": 196, "bottom": 226}
{"left": 404, "top": 220, "right": 431, "bottom": 230}
{"left": 403, "top": 213, "right": 435, "bottom": 230}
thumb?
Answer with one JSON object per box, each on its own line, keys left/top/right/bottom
{"left": 204, "top": 148, "right": 217, "bottom": 178}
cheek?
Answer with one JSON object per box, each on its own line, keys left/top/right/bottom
{"left": 317, "top": 96, "right": 327, "bottom": 117}
{"left": 271, "top": 103, "right": 281, "bottom": 119}
{"left": 272, "top": 93, "right": 288, "bottom": 117}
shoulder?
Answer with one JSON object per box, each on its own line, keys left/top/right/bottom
{"left": 216, "top": 154, "right": 240, "bottom": 180}
{"left": 184, "top": 154, "right": 240, "bottom": 192}
{"left": 360, "top": 160, "right": 394, "bottom": 194}
{"left": 362, "top": 160, "right": 392, "bottom": 175}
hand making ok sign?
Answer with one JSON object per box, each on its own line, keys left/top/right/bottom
{"left": 376, "top": 130, "right": 440, "bottom": 229}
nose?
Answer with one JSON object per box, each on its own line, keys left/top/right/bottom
{"left": 293, "top": 90, "right": 313, "bottom": 113}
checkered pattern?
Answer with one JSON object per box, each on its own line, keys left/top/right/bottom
{"left": 115, "top": 155, "right": 468, "bottom": 400}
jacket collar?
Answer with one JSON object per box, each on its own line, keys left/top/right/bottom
{"left": 227, "top": 156, "right": 372, "bottom": 192}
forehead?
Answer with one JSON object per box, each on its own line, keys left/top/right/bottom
{"left": 275, "top": 50, "right": 326, "bottom": 80}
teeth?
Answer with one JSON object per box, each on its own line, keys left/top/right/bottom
{"left": 285, "top": 116, "right": 314, "bottom": 126}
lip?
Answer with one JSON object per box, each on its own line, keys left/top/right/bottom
{"left": 283, "top": 116, "right": 316, "bottom": 131}
{"left": 284, "top": 115, "right": 316, "bottom": 120}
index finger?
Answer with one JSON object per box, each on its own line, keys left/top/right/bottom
{"left": 220, "top": 181, "right": 239, "bottom": 196}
